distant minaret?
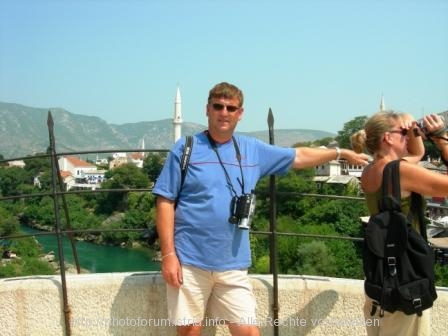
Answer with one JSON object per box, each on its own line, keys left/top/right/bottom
{"left": 379, "top": 94, "right": 386, "bottom": 111}
{"left": 141, "top": 137, "right": 145, "bottom": 158}
{"left": 173, "top": 86, "right": 182, "bottom": 143}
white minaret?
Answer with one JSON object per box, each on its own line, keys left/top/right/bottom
{"left": 379, "top": 94, "right": 386, "bottom": 112}
{"left": 141, "top": 137, "right": 145, "bottom": 158}
{"left": 173, "top": 86, "right": 182, "bottom": 143}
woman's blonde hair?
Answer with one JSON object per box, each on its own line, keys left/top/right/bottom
{"left": 350, "top": 110, "right": 402, "bottom": 155}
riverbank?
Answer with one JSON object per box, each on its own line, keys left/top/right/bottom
{"left": 39, "top": 250, "right": 90, "bottom": 274}
{"left": 20, "top": 224, "right": 160, "bottom": 273}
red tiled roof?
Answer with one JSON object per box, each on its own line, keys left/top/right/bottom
{"left": 65, "top": 156, "right": 95, "bottom": 167}
{"left": 130, "top": 153, "right": 143, "bottom": 160}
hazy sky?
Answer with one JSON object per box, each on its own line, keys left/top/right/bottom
{"left": 1, "top": 0, "right": 447, "bottom": 133}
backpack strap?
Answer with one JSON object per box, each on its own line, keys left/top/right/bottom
{"left": 382, "top": 159, "right": 427, "bottom": 241}
{"left": 379, "top": 160, "right": 402, "bottom": 212}
{"left": 143, "top": 135, "right": 193, "bottom": 243}
{"left": 381, "top": 159, "right": 427, "bottom": 265}
{"left": 382, "top": 160, "right": 426, "bottom": 237}
{"left": 175, "top": 135, "right": 193, "bottom": 208}
{"left": 381, "top": 160, "right": 403, "bottom": 279}
{"left": 180, "top": 135, "right": 193, "bottom": 189}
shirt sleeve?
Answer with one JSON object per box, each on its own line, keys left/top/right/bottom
{"left": 256, "top": 140, "right": 295, "bottom": 177}
{"left": 152, "top": 138, "right": 185, "bottom": 201}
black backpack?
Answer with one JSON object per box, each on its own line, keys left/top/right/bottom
{"left": 363, "top": 159, "right": 437, "bottom": 317}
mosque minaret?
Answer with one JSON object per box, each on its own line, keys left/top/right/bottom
{"left": 379, "top": 94, "right": 386, "bottom": 112}
{"left": 141, "top": 137, "right": 145, "bottom": 158}
{"left": 173, "top": 86, "right": 182, "bottom": 143}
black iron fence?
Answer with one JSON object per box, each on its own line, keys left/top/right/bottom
{"left": 1, "top": 110, "right": 448, "bottom": 336}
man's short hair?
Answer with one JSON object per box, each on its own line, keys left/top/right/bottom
{"left": 208, "top": 82, "right": 244, "bottom": 107}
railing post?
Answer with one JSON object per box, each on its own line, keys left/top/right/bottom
{"left": 268, "top": 108, "right": 279, "bottom": 336}
{"left": 47, "top": 111, "right": 71, "bottom": 336}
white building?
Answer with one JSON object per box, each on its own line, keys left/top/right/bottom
{"left": 58, "top": 156, "right": 105, "bottom": 190}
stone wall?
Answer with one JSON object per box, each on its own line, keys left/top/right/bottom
{"left": 0, "top": 272, "right": 447, "bottom": 336}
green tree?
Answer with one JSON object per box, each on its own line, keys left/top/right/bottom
{"left": 96, "top": 163, "right": 150, "bottom": 214}
{"left": 62, "top": 195, "right": 103, "bottom": 231}
{"left": 102, "top": 192, "right": 156, "bottom": 243}
{"left": 0, "top": 216, "right": 19, "bottom": 237}
{"left": 252, "top": 255, "right": 270, "bottom": 274}
{"left": 297, "top": 199, "right": 365, "bottom": 237}
{"left": 0, "top": 166, "right": 33, "bottom": 196}
{"left": 23, "top": 154, "right": 51, "bottom": 176}
{"left": 255, "top": 169, "right": 318, "bottom": 221}
{"left": 295, "top": 240, "right": 337, "bottom": 276}
{"left": 335, "top": 116, "right": 368, "bottom": 149}
{"left": 143, "top": 153, "right": 166, "bottom": 183}
{"left": 435, "top": 262, "right": 448, "bottom": 287}
{"left": 0, "top": 236, "right": 55, "bottom": 278}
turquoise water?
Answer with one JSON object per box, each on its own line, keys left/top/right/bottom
{"left": 20, "top": 225, "right": 160, "bottom": 273}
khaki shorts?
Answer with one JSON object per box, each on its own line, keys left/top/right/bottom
{"left": 166, "top": 265, "right": 257, "bottom": 326}
{"left": 363, "top": 295, "right": 431, "bottom": 336}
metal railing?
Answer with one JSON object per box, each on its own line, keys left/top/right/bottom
{"left": 1, "top": 110, "right": 448, "bottom": 335}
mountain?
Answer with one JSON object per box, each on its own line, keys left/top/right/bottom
{"left": 0, "top": 102, "right": 335, "bottom": 160}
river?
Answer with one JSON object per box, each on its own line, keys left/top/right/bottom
{"left": 20, "top": 225, "right": 160, "bottom": 273}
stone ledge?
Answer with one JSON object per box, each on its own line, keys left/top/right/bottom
{"left": 0, "top": 272, "right": 446, "bottom": 336}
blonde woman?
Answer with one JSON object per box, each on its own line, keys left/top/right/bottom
{"left": 351, "top": 111, "right": 446, "bottom": 336}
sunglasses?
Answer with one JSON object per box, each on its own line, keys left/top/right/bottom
{"left": 211, "top": 103, "right": 240, "bottom": 113}
{"left": 389, "top": 128, "right": 408, "bottom": 136}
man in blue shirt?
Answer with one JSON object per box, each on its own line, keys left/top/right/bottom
{"left": 152, "top": 82, "right": 369, "bottom": 336}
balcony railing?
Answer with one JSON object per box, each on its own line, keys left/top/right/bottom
{"left": 1, "top": 110, "right": 448, "bottom": 336}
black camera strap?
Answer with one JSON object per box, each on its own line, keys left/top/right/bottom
{"left": 205, "top": 131, "right": 246, "bottom": 196}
